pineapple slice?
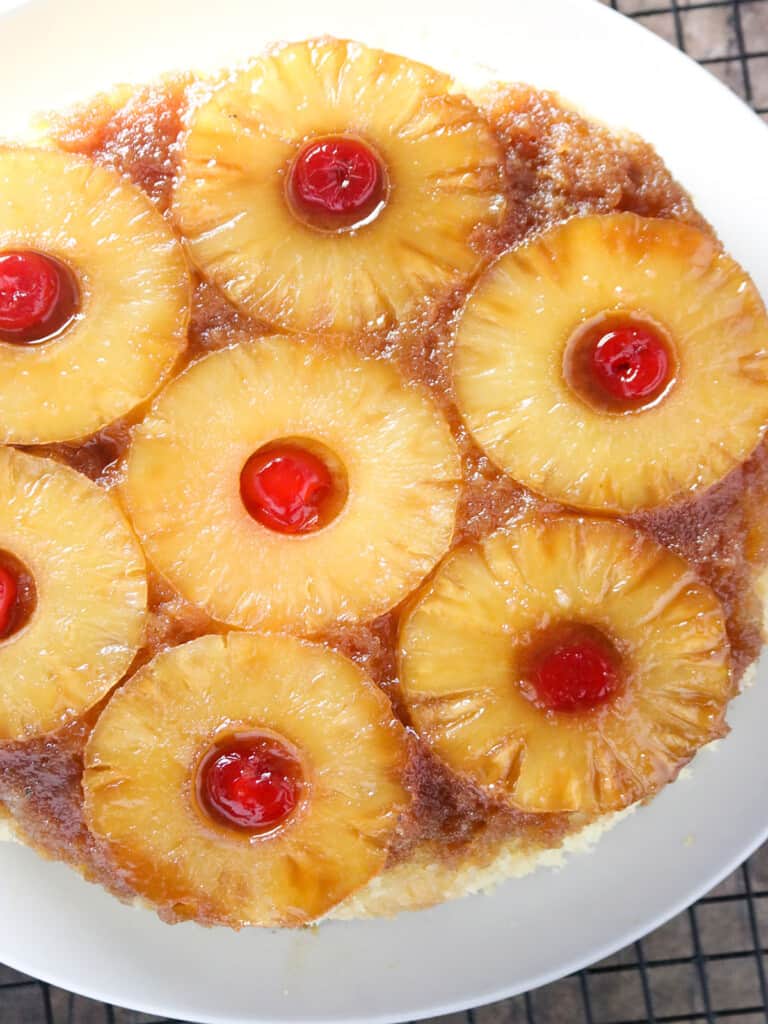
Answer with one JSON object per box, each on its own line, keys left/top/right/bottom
{"left": 399, "top": 515, "right": 731, "bottom": 814}
{"left": 123, "top": 336, "right": 460, "bottom": 634}
{"left": 0, "top": 146, "right": 189, "bottom": 444}
{"left": 172, "top": 39, "right": 505, "bottom": 333}
{"left": 453, "top": 213, "right": 768, "bottom": 512}
{"left": 0, "top": 448, "right": 146, "bottom": 740}
{"left": 83, "top": 632, "right": 409, "bottom": 928}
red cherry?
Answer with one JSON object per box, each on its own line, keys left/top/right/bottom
{"left": 591, "top": 325, "right": 670, "bottom": 402}
{"left": 0, "top": 566, "right": 18, "bottom": 638}
{"left": 530, "top": 639, "right": 620, "bottom": 713}
{"left": 0, "top": 251, "right": 61, "bottom": 331}
{"left": 199, "top": 734, "right": 303, "bottom": 833}
{"left": 0, "top": 250, "right": 79, "bottom": 344}
{"left": 240, "top": 444, "right": 334, "bottom": 535}
{"left": 288, "top": 136, "right": 386, "bottom": 228}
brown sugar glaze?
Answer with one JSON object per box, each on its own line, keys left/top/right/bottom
{"left": 1, "top": 76, "right": 767, "bottom": 918}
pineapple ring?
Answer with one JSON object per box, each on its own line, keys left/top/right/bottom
{"left": 172, "top": 39, "right": 505, "bottom": 333}
{"left": 0, "top": 146, "right": 189, "bottom": 444}
{"left": 123, "top": 336, "right": 461, "bottom": 634}
{"left": 0, "top": 448, "right": 146, "bottom": 741}
{"left": 399, "top": 515, "right": 732, "bottom": 815}
{"left": 84, "top": 632, "right": 409, "bottom": 928}
{"left": 453, "top": 213, "right": 768, "bottom": 512}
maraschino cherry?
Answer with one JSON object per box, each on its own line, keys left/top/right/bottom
{"left": 287, "top": 136, "right": 387, "bottom": 231}
{"left": 199, "top": 733, "right": 303, "bottom": 833}
{"left": 527, "top": 635, "right": 621, "bottom": 713}
{"left": 0, "top": 250, "right": 78, "bottom": 344}
{"left": 590, "top": 324, "right": 671, "bottom": 403}
{"left": 0, "top": 566, "right": 18, "bottom": 639}
{"left": 240, "top": 443, "right": 334, "bottom": 534}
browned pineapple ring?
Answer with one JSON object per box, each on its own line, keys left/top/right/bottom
{"left": 172, "top": 39, "right": 505, "bottom": 333}
{"left": 0, "top": 146, "right": 189, "bottom": 444}
{"left": 123, "top": 336, "right": 461, "bottom": 634}
{"left": 0, "top": 448, "right": 146, "bottom": 740}
{"left": 84, "top": 632, "right": 409, "bottom": 928}
{"left": 454, "top": 213, "right": 768, "bottom": 512}
{"left": 400, "top": 515, "right": 732, "bottom": 815}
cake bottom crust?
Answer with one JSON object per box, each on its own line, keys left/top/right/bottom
{"left": 330, "top": 810, "right": 632, "bottom": 920}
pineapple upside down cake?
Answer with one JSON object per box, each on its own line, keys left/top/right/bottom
{"left": 0, "top": 39, "right": 767, "bottom": 929}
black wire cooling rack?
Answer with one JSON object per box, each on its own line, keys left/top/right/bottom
{"left": 1, "top": 1, "right": 768, "bottom": 1021}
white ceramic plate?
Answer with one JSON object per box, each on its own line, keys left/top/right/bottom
{"left": 1, "top": 1, "right": 767, "bottom": 1021}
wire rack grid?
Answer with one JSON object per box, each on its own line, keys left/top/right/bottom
{"left": 1, "top": 0, "right": 768, "bottom": 1021}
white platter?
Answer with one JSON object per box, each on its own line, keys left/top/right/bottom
{"left": 0, "top": 0, "right": 767, "bottom": 1020}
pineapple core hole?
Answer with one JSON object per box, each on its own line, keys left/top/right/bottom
{"left": 0, "top": 551, "right": 36, "bottom": 642}
{"left": 0, "top": 249, "right": 81, "bottom": 346}
{"left": 240, "top": 437, "right": 348, "bottom": 535}
{"left": 518, "top": 621, "right": 624, "bottom": 714}
{"left": 564, "top": 311, "right": 676, "bottom": 413}
{"left": 196, "top": 730, "right": 306, "bottom": 836}
{"left": 285, "top": 135, "right": 389, "bottom": 233}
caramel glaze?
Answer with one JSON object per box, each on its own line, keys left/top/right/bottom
{"left": 1, "top": 76, "right": 766, "bottom": 913}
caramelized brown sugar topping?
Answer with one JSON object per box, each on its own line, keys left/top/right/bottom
{"left": 0, "top": 56, "right": 766, "bottom": 922}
